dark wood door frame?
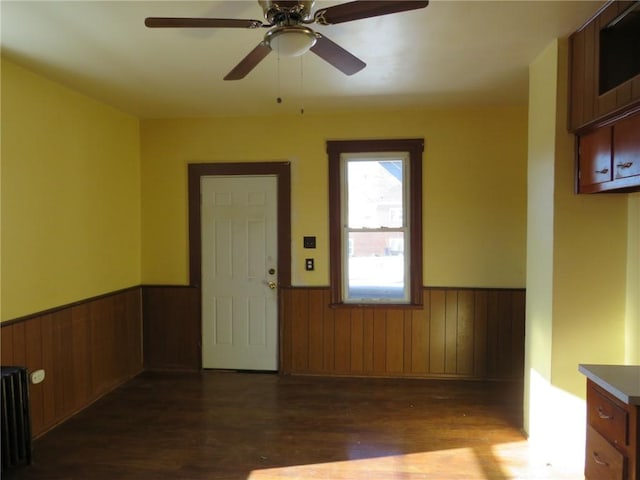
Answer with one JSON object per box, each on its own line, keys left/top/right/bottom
{"left": 187, "top": 162, "right": 292, "bottom": 370}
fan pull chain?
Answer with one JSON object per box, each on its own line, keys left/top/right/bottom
{"left": 299, "top": 55, "right": 305, "bottom": 115}
{"left": 276, "top": 50, "right": 282, "bottom": 104}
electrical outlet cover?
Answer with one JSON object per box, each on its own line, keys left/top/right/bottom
{"left": 30, "top": 369, "right": 45, "bottom": 384}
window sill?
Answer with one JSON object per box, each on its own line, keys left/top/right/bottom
{"left": 329, "top": 302, "right": 424, "bottom": 309}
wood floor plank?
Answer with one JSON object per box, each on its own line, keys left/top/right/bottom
{"left": 4, "top": 372, "right": 583, "bottom": 480}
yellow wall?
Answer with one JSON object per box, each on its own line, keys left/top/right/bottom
{"left": 0, "top": 58, "right": 141, "bottom": 321}
{"left": 140, "top": 108, "right": 528, "bottom": 288}
{"left": 525, "top": 38, "right": 632, "bottom": 470}
{"left": 628, "top": 193, "right": 640, "bottom": 364}
{"left": 524, "top": 41, "right": 558, "bottom": 437}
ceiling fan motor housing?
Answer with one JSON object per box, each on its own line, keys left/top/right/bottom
{"left": 258, "top": 0, "right": 315, "bottom": 24}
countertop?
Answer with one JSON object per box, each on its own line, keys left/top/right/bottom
{"left": 579, "top": 364, "right": 640, "bottom": 405}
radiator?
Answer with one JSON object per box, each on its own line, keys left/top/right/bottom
{"left": 1, "top": 366, "right": 32, "bottom": 472}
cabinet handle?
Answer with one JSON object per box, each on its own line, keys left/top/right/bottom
{"left": 595, "top": 168, "right": 609, "bottom": 174}
{"left": 617, "top": 162, "right": 633, "bottom": 169}
{"left": 597, "top": 406, "right": 613, "bottom": 420}
{"left": 592, "top": 452, "right": 609, "bottom": 467}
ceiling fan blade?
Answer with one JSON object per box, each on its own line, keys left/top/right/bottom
{"left": 145, "top": 17, "right": 265, "bottom": 29}
{"left": 310, "top": 34, "right": 366, "bottom": 76}
{"left": 224, "top": 43, "right": 272, "bottom": 80}
{"left": 315, "top": 1, "right": 428, "bottom": 25}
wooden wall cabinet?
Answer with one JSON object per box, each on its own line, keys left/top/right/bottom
{"left": 569, "top": 1, "right": 640, "bottom": 133}
{"left": 577, "top": 111, "right": 640, "bottom": 193}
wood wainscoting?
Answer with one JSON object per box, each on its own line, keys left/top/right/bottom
{"left": 142, "top": 285, "right": 200, "bottom": 371}
{"left": 0, "top": 284, "right": 523, "bottom": 439}
{"left": 0, "top": 288, "right": 143, "bottom": 438}
{"left": 281, "top": 286, "right": 525, "bottom": 380}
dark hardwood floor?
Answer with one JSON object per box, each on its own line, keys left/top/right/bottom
{"left": 5, "top": 372, "right": 582, "bottom": 479}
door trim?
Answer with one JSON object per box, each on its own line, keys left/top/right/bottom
{"left": 187, "top": 162, "right": 291, "bottom": 370}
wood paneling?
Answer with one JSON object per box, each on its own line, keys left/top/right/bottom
{"left": 570, "top": 23, "right": 586, "bottom": 130}
{"left": 280, "top": 286, "right": 525, "bottom": 380}
{"left": 584, "top": 21, "right": 596, "bottom": 124}
{"left": 142, "top": 286, "right": 200, "bottom": 371}
{"left": 0, "top": 288, "right": 143, "bottom": 438}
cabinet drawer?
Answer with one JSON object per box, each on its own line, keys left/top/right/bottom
{"left": 587, "top": 382, "right": 629, "bottom": 447}
{"left": 585, "top": 424, "right": 627, "bottom": 480}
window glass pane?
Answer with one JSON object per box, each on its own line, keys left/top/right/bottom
{"left": 346, "top": 231, "right": 406, "bottom": 301}
{"left": 347, "top": 160, "right": 403, "bottom": 228}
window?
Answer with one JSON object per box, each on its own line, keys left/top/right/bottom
{"left": 328, "top": 139, "right": 423, "bottom": 305}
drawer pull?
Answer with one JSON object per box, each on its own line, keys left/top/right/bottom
{"left": 617, "top": 162, "right": 633, "bottom": 169}
{"left": 597, "top": 406, "right": 613, "bottom": 420}
{"left": 595, "top": 168, "right": 609, "bottom": 174}
{"left": 592, "top": 451, "right": 609, "bottom": 467}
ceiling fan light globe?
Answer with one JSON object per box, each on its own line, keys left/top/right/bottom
{"left": 266, "top": 26, "right": 317, "bottom": 57}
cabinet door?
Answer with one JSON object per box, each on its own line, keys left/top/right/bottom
{"left": 614, "top": 113, "right": 640, "bottom": 180}
{"left": 580, "top": 126, "right": 613, "bottom": 187}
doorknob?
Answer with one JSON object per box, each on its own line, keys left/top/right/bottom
{"left": 268, "top": 281, "right": 277, "bottom": 290}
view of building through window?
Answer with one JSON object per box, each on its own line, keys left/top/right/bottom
{"left": 344, "top": 158, "right": 408, "bottom": 301}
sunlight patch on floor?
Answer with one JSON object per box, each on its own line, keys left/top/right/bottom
{"left": 247, "top": 441, "right": 585, "bottom": 480}
{"left": 248, "top": 447, "right": 482, "bottom": 479}
{"left": 492, "top": 441, "right": 585, "bottom": 480}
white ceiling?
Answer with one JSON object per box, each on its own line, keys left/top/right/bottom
{"left": 1, "top": 0, "right": 604, "bottom": 118}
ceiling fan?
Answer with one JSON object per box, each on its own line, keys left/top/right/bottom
{"left": 145, "top": 0, "right": 429, "bottom": 80}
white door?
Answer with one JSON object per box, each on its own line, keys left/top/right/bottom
{"left": 201, "top": 175, "right": 278, "bottom": 370}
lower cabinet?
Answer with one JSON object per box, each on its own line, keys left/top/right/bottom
{"left": 578, "top": 112, "right": 640, "bottom": 193}
{"left": 585, "top": 380, "right": 639, "bottom": 480}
